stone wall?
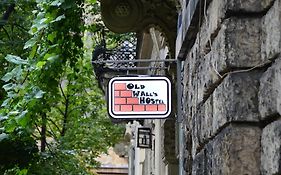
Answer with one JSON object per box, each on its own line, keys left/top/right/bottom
{"left": 180, "top": 0, "right": 281, "bottom": 174}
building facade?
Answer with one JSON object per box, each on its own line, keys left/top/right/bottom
{"left": 97, "top": 0, "right": 281, "bottom": 174}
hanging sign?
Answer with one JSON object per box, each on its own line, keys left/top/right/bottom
{"left": 108, "top": 76, "right": 171, "bottom": 119}
{"left": 137, "top": 127, "right": 152, "bottom": 149}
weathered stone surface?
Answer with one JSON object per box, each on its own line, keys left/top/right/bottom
{"left": 199, "top": 0, "right": 227, "bottom": 54}
{"left": 178, "top": 1, "right": 278, "bottom": 175}
{"left": 277, "top": 60, "right": 281, "bottom": 115}
{"left": 192, "top": 125, "right": 261, "bottom": 175}
{"left": 163, "top": 120, "right": 177, "bottom": 163}
{"left": 227, "top": 0, "right": 274, "bottom": 12}
{"left": 191, "top": 96, "right": 213, "bottom": 157}
{"left": 259, "top": 56, "right": 281, "bottom": 119}
{"left": 261, "top": 120, "right": 281, "bottom": 175}
{"left": 183, "top": 130, "right": 192, "bottom": 174}
{"left": 212, "top": 17, "right": 262, "bottom": 71}
{"left": 259, "top": 57, "right": 281, "bottom": 120}
{"left": 199, "top": 0, "right": 271, "bottom": 55}
{"left": 184, "top": 17, "right": 262, "bottom": 121}
{"left": 183, "top": 37, "right": 200, "bottom": 128}
{"left": 201, "top": 97, "right": 213, "bottom": 142}
{"left": 195, "top": 17, "right": 262, "bottom": 105}
{"left": 212, "top": 71, "right": 261, "bottom": 133}
{"left": 192, "top": 150, "right": 205, "bottom": 175}
{"left": 177, "top": 0, "right": 273, "bottom": 58}
{"left": 211, "top": 125, "right": 261, "bottom": 175}
{"left": 192, "top": 70, "right": 261, "bottom": 156}
{"left": 191, "top": 107, "right": 202, "bottom": 158}
{"left": 261, "top": 0, "right": 281, "bottom": 61}
{"left": 197, "top": 53, "right": 220, "bottom": 103}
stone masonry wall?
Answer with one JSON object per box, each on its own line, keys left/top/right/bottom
{"left": 180, "top": 0, "right": 281, "bottom": 174}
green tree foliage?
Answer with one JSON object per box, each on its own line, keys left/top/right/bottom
{"left": 0, "top": 0, "right": 125, "bottom": 174}
{"left": 0, "top": 0, "right": 36, "bottom": 104}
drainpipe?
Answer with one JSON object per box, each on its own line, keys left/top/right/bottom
{"left": 177, "top": 59, "right": 185, "bottom": 175}
{"left": 155, "top": 119, "right": 162, "bottom": 175}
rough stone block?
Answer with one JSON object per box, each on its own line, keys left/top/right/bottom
{"left": 184, "top": 17, "right": 262, "bottom": 122}
{"left": 259, "top": 56, "right": 281, "bottom": 119}
{"left": 259, "top": 58, "right": 281, "bottom": 120}
{"left": 192, "top": 125, "right": 261, "bottom": 175}
{"left": 261, "top": 120, "right": 281, "bottom": 175}
{"left": 211, "top": 125, "right": 261, "bottom": 175}
{"left": 183, "top": 38, "right": 200, "bottom": 126}
{"left": 194, "top": 17, "right": 262, "bottom": 105}
{"left": 191, "top": 108, "right": 202, "bottom": 158}
{"left": 211, "top": 17, "right": 262, "bottom": 72}
{"left": 192, "top": 71, "right": 262, "bottom": 155}
{"left": 277, "top": 62, "right": 281, "bottom": 115}
{"left": 163, "top": 120, "right": 177, "bottom": 161}
{"left": 212, "top": 71, "right": 261, "bottom": 133}
{"left": 261, "top": 0, "right": 281, "bottom": 61}
{"left": 199, "top": 0, "right": 271, "bottom": 55}
{"left": 199, "top": 0, "right": 227, "bottom": 54}
{"left": 227, "top": 0, "right": 274, "bottom": 12}
{"left": 191, "top": 96, "right": 213, "bottom": 159}
{"left": 201, "top": 96, "right": 213, "bottom": 141}
{"left": 197, "top": 52, "right": 220, "bottom": 102}
{"left": 192, "top": 149, "right": 206, "bottom": 175}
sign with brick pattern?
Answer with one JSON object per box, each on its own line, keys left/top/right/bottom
{"left": 108, "top": 76, "right": 171, "bottom": 119}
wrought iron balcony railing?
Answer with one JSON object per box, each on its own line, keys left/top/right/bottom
{"left": 91, "top": 32, "right": 138, "bottom": 91}
{"left": 91, "top": 32, "right": 176, "bottom": 91}
{"left": 92, "top": 35, "right": 137, "bottom": 70}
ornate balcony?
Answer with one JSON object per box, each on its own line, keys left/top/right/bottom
{"left": 92, "top": 32, "right": 138, "bottom": 91}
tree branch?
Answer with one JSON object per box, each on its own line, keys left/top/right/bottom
{"left": 61, "top": 97, "right": 69, "bottom": 137}
{"left": 2, "top": 27, "right": 11, "bottom": 40}
{"left": 68, "top": 105, "right": 87, "bottom": 115}
{"left": 21, "top": 70, "right": 30, "bottom": 85}
{"left": 41, "top": 113, "right": 47, "bottom": 152}
{"left": 0, "top": 4, "right": 15, "bottom": 27}
{"left": 34, "top": 121, "right": 42, "bottom": 136}
{"left": 46, "top": 128, "right": 58, "bottom": 141}
{"left": 47, "top": 117, "right": 62, "bottom": 134}
{"left": 55, "top": 106, "right": 64, "bottom": 116}
{"left": 59, "top": 82, "right": 67, "bottom": 101}
{"left": 12, "top": 22, "right": 29, "bottom": 32}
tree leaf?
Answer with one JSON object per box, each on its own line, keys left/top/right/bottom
{"left": 46, "top": 54, "right": 59, "bottom": 62}
{"left": 5, "top": 54, "right": 28, "bottom": 65}
{"left": 5, "top": 119, "right": 17, "bottom": 133}
{"left": 1, "top": 72, "right": 14, "bottom": 82}
{"left": 34, "top": 90, "right": 45, "bottom": 99}
{"left": 31, "top": 12, "right": 48, "bottom": 34}
{"left": 1, "top": 66, "right": 22, "bottom": 82}
{"left": 36, "top": 61, "right": 47, "bottom": 69}
{"left": 0, "top": 133, "right": 9, "bottom": 142}
{"left": 51, "top": 15, "right": 65, "bottom": 23}
{"left": 3, "top": 83, "right": 16, "bottom": 91}
{"left": 47, "top": 32, "right": 57, "bottom": 42}
{"left": 18, "top": 169, "right": 28, "bottom": 175}
{"left": 16, "top": 110, "right": 29, "bottom": 127}
{"left": 50, "top": 0, "right": 65, "bottom": 6}
{"left": 1, "top": 98, "right": 11, "bottom": 107}
{"left": 24, "top": 37, "right": 37, "bottom": 49}
{"left": 9, "top": 111, "right": 20, "bottom": 115}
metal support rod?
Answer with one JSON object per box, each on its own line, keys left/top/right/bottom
{"left": 106, "top": 66, "right": 168, "bottom": 71}
{"left": 92, "top": 59, "right": 177, "bottom": 64}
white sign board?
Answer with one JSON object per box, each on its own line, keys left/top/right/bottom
{"left": 108, "top": 76, "right": 171, "bottom": 119}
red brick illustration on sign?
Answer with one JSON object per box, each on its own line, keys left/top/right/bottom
{"left": 113, "top": 83, "right": 166, "bottom": 112}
